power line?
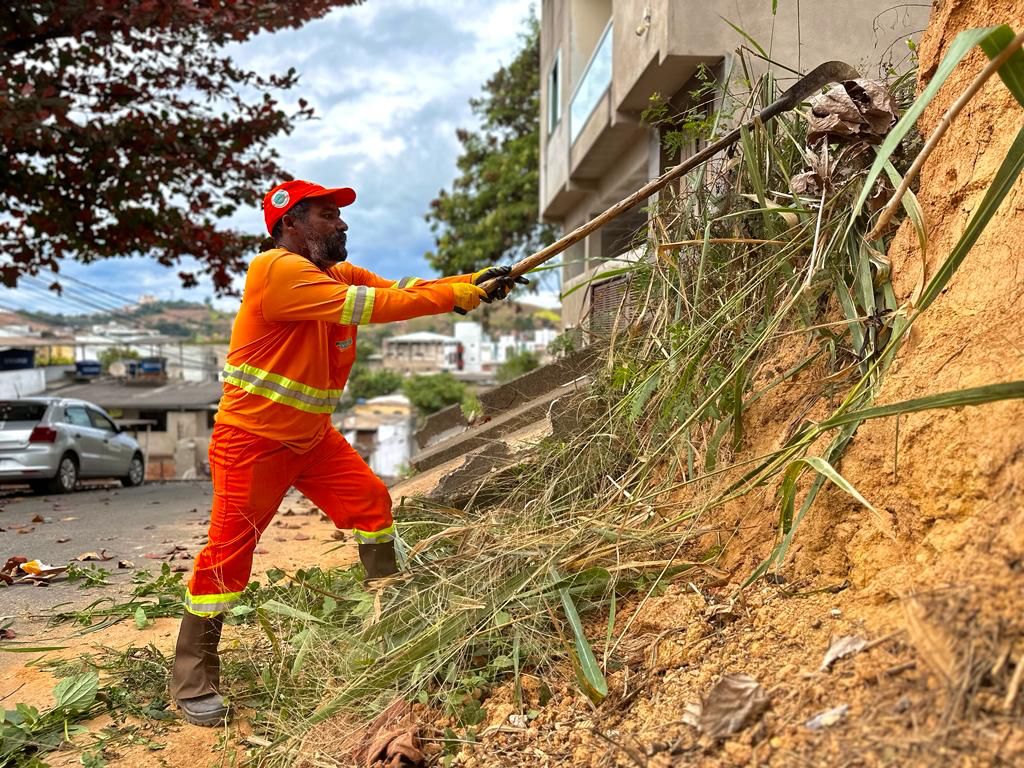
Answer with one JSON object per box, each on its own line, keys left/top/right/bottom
{"left": 0, "top": 288, "right": 223, "bottom": 374}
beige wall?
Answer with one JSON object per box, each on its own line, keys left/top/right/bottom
{"left": 382, "top": 342, "right": 449, "bottom": 374}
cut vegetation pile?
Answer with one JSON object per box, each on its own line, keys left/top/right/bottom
{"left": 4, "top": 5, "right": 1024, "bottom": 768}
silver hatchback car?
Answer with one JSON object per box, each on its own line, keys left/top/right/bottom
{"left": 0, "top": 398, "right": 145, "bottom": 494}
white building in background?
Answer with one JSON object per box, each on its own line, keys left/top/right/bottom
{"left": 337, "top": 394, "right": 415, "bottom": 482}
{"left": 70, "top": 322, "right": 224, "bottom": 383}
{"left": 450, "top": 322, "right": 561, "bottom": 373}
{"left": 453, "top": 322, "right": 485, "bottom": 374}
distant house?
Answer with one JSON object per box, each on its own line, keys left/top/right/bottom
{"left": 382, "top": 331, "right": 461, "bottom": 374}
{"left": 337, "top": 394, "right": 415, "bottom": 482}
{"left": 44, "top": 379, "right": 223, "bottom": 480}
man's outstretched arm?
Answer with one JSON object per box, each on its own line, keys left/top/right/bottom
{"left": 261, "top": 252, "right": 485, "bottom": 324}
{"left": 340, "top": 263, "right": 528, "bottom": 300}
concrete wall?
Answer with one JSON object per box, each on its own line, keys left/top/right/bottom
{"left": 42, "top": 365, "right": 74, "bottom": 385}
{"left": 120, "top": 410, "right": 212, "bottom": 479}
{"left": 0, "top": 368, "right": 46, "bottom": 398}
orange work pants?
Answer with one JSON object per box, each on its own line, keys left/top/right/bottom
{"left": 184, "top": 423, "right": 393, "bottom": 616}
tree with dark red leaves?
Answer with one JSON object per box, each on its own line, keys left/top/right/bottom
{"left": 0, "top": 1, "right": 361, "bottom": 294}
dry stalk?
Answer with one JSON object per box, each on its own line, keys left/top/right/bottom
{"left": 866, "top": 29, "right": 1024, "bottom": 240}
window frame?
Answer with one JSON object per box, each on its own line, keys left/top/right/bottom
{"left": 547, "top": 48, "right": 562, "bottom": 135}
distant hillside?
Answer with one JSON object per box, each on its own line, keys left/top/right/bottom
{"left": 11, "top": 296, "right": 557, "bottom": 344}
{"left": 15, "top": 300, "right": 235, "bottom": 342}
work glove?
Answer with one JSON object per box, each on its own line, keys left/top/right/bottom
{"left": 472, "top": 265, "right": 530, "bottom": 301}
{"left": 451, "top": 283, "right": 488, "bottom": 314}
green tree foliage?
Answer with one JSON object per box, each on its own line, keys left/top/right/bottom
{"left": 424, "top": 14, "right": 554, "bottom": 276}
{"left": 346, "top": 367, "right": 403, "bottom": 403}
{"left": 403, "top": 373, "right": 466, "bottom": 415}
{"left": 497, "top": 349, "right": 539, "bottom": 383}
{"left": 98, "top": 347, "right": 139, "bottom": 370}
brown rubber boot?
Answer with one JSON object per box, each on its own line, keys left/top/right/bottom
{"left": 359, "top": 541, "right": 399, "bottom": 581}
{"left": 171, "top": 611, "right": 228, "bottom": 726}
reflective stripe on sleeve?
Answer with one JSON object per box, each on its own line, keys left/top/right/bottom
{"left": 184, "top": 588, "right": 243, "bottom": 617}
{"left": 354, "top": 525, "right": 395, "bottom": 544}
{"left": 340, "top": 285, "right": 376, "bottom": 325}
{"left": 391, "top": 277, "right": 422, "bottom": 288}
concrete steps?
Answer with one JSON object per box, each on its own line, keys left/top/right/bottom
{"left": 410, "top": 347, "right": 597, "bottom": 474}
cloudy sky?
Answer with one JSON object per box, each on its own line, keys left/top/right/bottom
{"left": 6, "top": 0, "right": 556, "bottom": 317}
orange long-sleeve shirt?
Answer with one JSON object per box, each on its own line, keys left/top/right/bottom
{"left": 216, "top": 248, "right": 472, "bottom": 452}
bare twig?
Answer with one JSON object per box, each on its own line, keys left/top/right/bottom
{"left": 866, "top": 30, "right": 1024, "bottom": 240}
{"left": 591, "top": 727, "right": 648, "bottom": 767}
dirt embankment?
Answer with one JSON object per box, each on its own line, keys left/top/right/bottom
{"left": 552, "top": 1, "right": 1024, "bottom": 765}
{"left": 468, "top": 2, "right": 1024, "bottom": 765}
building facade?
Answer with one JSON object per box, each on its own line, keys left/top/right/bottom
{"left": 540, "top": 0, "right": 929, "bottom": 327}
{"left": 382, "top": 331, "right": 462, "bottom": 374}
{"left": 337, "top": 394, "right": 415, "bottom": 482}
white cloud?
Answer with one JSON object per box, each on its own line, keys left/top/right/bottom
{"left": 8, "top": 0, "right": 546, "bottom": 316}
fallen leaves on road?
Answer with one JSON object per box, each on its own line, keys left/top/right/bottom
{"left": 117, "top": 560, "right": 134, "bottom": 569}
{"left": 2, "top": 556, "right": 27, "bottom": 574}
{"left": 76, "top": 550, "right": 113, "bottom": 562}
{"left": 143, "top": 544, "right": 192, "bottom": 563}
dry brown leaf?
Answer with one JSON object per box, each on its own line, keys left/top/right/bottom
{"left": 808, "top": 79, "right": 897, "bottom": 145}
{"left": 76, "top": 550, "right": 113, "bottom": 562}
{"left": 820, "top": 635, "right": 868, "bottom": 671}
{"left": 699, "top": 673, "right": 770, "bottom": 739}
{"left": 903, "top": 598, "right": 956, "bottom": 685}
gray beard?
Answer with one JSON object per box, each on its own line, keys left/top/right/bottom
{"left": 307, "top": 231, "right": 347, "bottom": 268}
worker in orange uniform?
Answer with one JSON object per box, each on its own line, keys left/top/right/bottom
{"left": 171, "top": 180, "right": 526, "bottom": 726}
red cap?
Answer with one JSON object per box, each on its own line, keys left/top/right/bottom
{"left": 262, "top": 180, "right": 356, "bottom": 235}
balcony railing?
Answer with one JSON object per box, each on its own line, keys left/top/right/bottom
{"left": 569, "top": 20, "right": 613, "bottom": 144}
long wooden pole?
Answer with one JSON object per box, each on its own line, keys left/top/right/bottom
{"left": 478, "top": 60, "right": 860, "bottom": 296}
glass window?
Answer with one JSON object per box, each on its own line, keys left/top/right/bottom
{"left": 0, "top": 401, "right": 47, "bottom": 422}
{"left": 548, "top": 49, "right": 562, "bottom": 134}
{"left": 88, "top": 409, "right": 117, "bottom": 432}
{"left": 64, "top": 406, "right": 91, "bottom": 427}
{"left": 570, "top": 21, "right": 613, "bottom": 143}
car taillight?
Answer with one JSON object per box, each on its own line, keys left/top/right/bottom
{"left": 29, "top": 426, "right": 58, "bottom": 443}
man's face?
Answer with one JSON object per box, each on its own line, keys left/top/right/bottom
{"left": 289, "top": 197, "right": 348, "bottom": 266}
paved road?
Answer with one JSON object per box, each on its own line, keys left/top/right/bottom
{"left": 0, "top": 481, "right": 213, "bottom": 619}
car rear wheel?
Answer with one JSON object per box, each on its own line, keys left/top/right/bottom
{"left": 43, "top": 453, "right": 78, "bottom": 494}
{"left": 121, "top": 453, "right": 145, "bottom": 488}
